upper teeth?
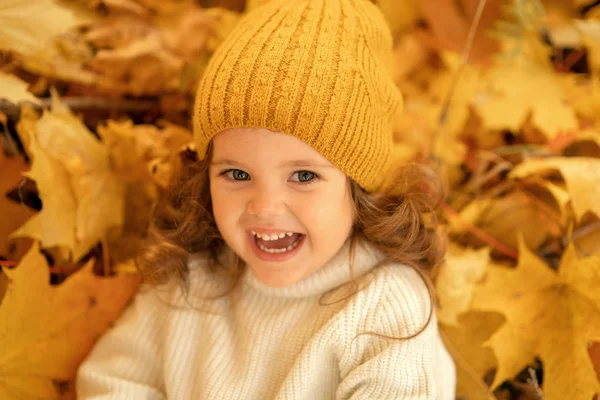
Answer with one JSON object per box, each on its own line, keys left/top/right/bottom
{"left": 251, "top": 231, "right": 295, "bottom": 241}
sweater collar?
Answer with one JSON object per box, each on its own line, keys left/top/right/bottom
{"left": 240, "top": 235, "right": 387, "bottom": 299}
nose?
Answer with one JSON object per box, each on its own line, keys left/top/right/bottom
{"left": 246, "top": 184, "right": 286, "bottom": 218}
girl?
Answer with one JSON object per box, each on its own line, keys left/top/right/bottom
{"left": 76, "top": 0, "right": 456, "bottom": 398}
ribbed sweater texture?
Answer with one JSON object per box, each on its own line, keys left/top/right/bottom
{"left": 76, "top": 238, "right": 456, "bottom": 399}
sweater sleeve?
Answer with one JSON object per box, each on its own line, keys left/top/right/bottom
{"left": 76, "top": 284, "right": 169, "bottom": 400}
{"left": 336, "top": 266, "right": 456, "bottom": 400}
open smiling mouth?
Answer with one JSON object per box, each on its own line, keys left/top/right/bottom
{"left": 251, "top": 231, "right": 305, "bottom": 254}
{"left": 248, "top": 231, "right": 306, "bottom": 261}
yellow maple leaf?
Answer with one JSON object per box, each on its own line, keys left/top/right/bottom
{"left": 471, "top": 236, "right": 600, "bottom": 399}
{"left": 0, "top": 0, "right": 81, "bottom": 56}
{"left": 510, "top": 157, "right": 600, "bottom": 221}
{"left": 0, "top": 73, "right": 40, "bottom": 105}
{"left": 440, "top": 311, "right": 503, "bottom": 400}
{"left": 12, "top": 90, "right": 125, "bottom": 262}
{"left": 475, "top": 39, "right": 577, "bottom": 139}
{"left": 436, "top": 244, "right": 491, "bottom": 326}
{"left": 0, "top": 243, "right": 140, "bottom": 399}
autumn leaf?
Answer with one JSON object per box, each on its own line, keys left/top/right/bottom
{"left": 436, "top": 244, "right": 491, "bottom": 325}
{"left": 576, "top": 20, "right": 600, "bottom": 74}
{"left": 471, "top": 236, "right": 600, "bottom": 399}
{"left": 0, "top": 0, "right": 82, "bottom": 56}
{"left": 0, "top": 144, "right": 35, "bottom": 262}
{"left": 510, "top": 157, "right": 600, "bottom": 221}
{"left": 440, "top": 311, "right": 503, "bottom": 400}
{"left": 97, "top": 119, "right": 192, "bottom": 187}
{"left": 475, "top": 40, "right": 578, "bottom": 139}
{"left": 89, "top": 35, "right": 184, "bottom": 95}
{"left": 0, "top": 242, "right": 140, "bottom": 399}
{"left": 377, "top": 0, "right": 421, "bottom": 37}
{"left": 448, "top": 189, "right": 562, "bottom": 253}
{"left": 0, "top": 73, "right": 40, "bottom": 105}
{"left": 12, "top": 90, "right": 125, "bottom": 262}
{"left": 418, "top": 0, "right": 506, "bottom": 65}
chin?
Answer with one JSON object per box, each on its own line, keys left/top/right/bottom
{"left": 250, "top": 263, "right": 309, "bottom": 287}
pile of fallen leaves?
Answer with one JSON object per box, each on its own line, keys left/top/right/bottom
{"left": 0, "top": 0, "right": 599, "bottom": 399}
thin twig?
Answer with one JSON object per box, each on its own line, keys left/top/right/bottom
{"left": 442, "top": 203, "right": 519, "bottom": 259}
{"left": 0, "top": 260, "right": 18, "bottom": 267}
{"left": 537, "top": 220, "right": 600, "bottom": 257}
{"left": 556, "top": 48, "right": 585, "bottom": 72}
{"left": 570, "top": 220, "right": 600, "bottom": 242}
{"left": 432, "top": 0, "right": 489, "bottom": 153}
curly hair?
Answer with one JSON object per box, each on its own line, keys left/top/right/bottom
{"left": 135, "top": 140, "right": 447, "bottom": 339}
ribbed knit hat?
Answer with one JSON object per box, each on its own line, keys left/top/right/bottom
{"left": 193, "top": 0, "right": 404, "bottom": 193}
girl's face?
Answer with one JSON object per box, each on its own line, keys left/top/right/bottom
{"left": 209, "top": 127, "right": 355, "bottom": 287}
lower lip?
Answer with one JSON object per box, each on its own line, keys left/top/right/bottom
{"left": 247, "top": 232, "right": 306, "bottom": 262}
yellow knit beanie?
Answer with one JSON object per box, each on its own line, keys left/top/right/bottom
{"left": 193, "top": 0, "right": 403, "bottom": 193}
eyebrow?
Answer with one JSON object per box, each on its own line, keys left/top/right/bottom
{"left": 210, "top": 158, "right": 334, "bottom": 169}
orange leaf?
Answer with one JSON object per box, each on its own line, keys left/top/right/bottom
{"left": 0, "top": 243, "right": 140, "bottom": 399}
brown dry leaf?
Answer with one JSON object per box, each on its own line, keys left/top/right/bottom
{"left": 448, "top": 189, "right": 562, "bottom": 253}
{"left": 162, "top": 8, "right": 240, "bottom": 59}
{"left": 20, "top": 52, "right": 106, "bottom": 89}
{"left": 471, "top": 236, "right": 600, "bottom": 399}
{"left": 418, "top": 0, "right": 506, "bottom": 65}
{"left": 88, "top": 0, "right": 150, "bottom": 16}
{"left": 12, "top": 91, "right": 125, "bottom": 263}
{"left": 0, "top": 0, "right": 82, "bottom": 56}
{"left": 436, "top": 244, "right": 490, "bottom": 326}
{"left": 97, "top": 119, "right": 191, "bottom": 187}
{"left": 83, "top": 16, "right": 157, "bottom": 50}
{"left": 19, "top": 30, "right": 106, "bottom": 89}
{"left": 440, "top": 311, "right": 503, "bottom": 400}
{"left": 0, "top": 242, "right": 140, "bottom": 399}
{"left": 510, "top": 157, "right": 600, "bottom": 221}
{"left": 0, "top": 73, "right": 40, "bottom": 105}
{"left": 521, "top": 176, "right": 571, "bottom": 219}
{"left": 89, "top": 35, "right": 184, "bottom": 95}
{"left": 0, "top": 144, "right": 35, "bottom": 262}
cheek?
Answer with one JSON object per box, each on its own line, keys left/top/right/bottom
{"left": 300, "top": 186, "right": 354, "bottom": 234}
{"left": 210, "top": 184, "right": 243, "bottom": 232}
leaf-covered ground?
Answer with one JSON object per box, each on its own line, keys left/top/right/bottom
{"left": 1, "top": 0, "right": 599, "bottom": 399}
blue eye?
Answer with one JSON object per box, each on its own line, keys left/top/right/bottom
{"left": 222, "top": 169, "right": 250, "bottom": 181}
{"left": 292, "top": 171, "right": 318, "bottom": 184}
{"left": 219, "top": 169, "right": 319, "bottom": 185}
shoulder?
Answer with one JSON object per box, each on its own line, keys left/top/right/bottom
{"left": 336, "top": 263, "right": 457, "bottom": 399}
{"left": 352, "top": 262, "right": 433, "bottom": 337}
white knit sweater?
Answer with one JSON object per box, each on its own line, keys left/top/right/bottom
{"left": 76, "top": 237, "right": 456, "bottom": 399}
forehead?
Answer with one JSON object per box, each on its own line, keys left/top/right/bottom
{"left": 211, "top": 128, "right": 332, "bottom": 166}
